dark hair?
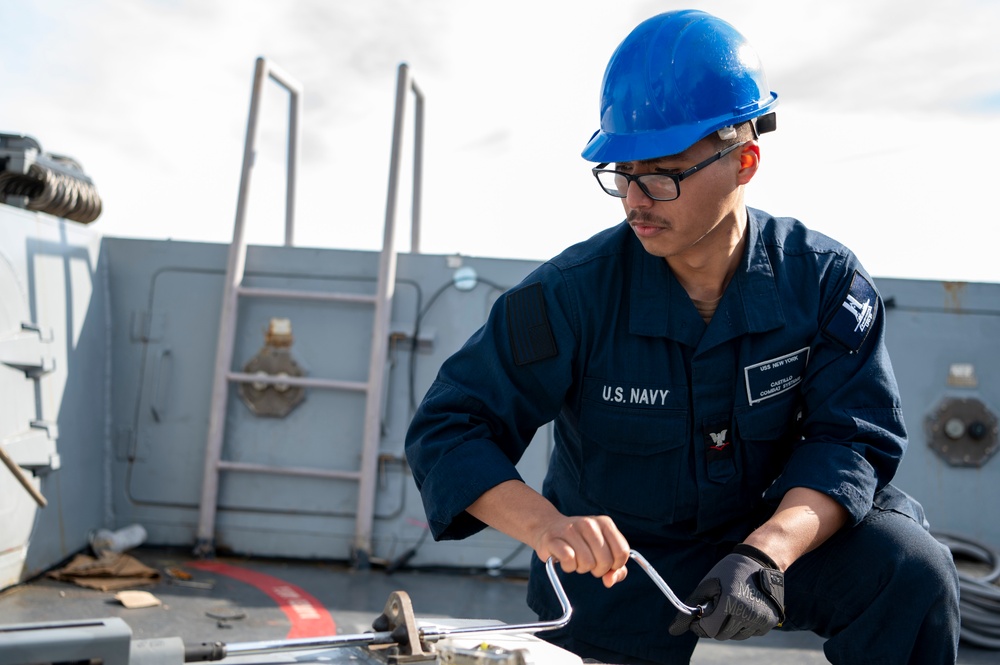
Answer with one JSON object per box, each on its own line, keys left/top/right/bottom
{"left": 710, "top": 121, "right": 756, "bottom": 149}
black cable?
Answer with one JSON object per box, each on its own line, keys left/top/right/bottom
{"left": 406, "top": 275, "right": 508, "bottom": 412}
{"left": 934, "top": 532, "right": 1000, "bottom": 649}
{"left": 384, "top": 527, "right": 430, "bottom": 575}
{"left": 408, "top": 278, "right": 454, "bottom": 411}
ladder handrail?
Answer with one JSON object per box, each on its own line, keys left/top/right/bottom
{"left": 195, "top": 57, "right": 303, "bottom": 556}
{"left": 408, "top": 69, "right": 425, "bottom": 254}
{"left": 195, "top": 59, "right": 425, "bottom": 565}
{"left": 352, "top": 63, "right": 424, "bottom": 563}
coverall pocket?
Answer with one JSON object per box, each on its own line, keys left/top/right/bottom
{"left": 577, "top": 405, "right": 688, "bottom": 521}
{"left": 734, "top": 395, "right": 799, "bottom": 496}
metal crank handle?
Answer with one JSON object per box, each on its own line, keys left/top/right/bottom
{"left": 445, "top": 549, "right": 705, "bottom": 636}
{"left": 420, "top": 555, "right": 573, "bottom": 640}
{"left": 185, "top": 552, "right": 701, "bottom": 661}
{"left": 187, "top": 557, "right": 573, "bottom": 661}
{"left": 628, "top": 549, "right": 706, "bottom": 617}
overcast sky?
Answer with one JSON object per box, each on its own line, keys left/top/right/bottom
{"left": 3, "top": 0, "right": 999, "bottom": 283}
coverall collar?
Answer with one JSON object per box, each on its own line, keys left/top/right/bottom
{"left": 628, "top": 208, "right": 785, "bottom": 347}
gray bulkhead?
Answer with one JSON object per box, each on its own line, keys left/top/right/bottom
{"left": 3, "top": 203, "right": 999, "bottom": 589}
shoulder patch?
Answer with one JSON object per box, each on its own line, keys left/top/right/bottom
{"left": 506, "top": 282, "right": 557, "bottom": 366}
{"left": 823, "top": 270, "right": 878, "bottom": 352}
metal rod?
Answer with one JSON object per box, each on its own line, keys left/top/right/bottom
{"left": 196, "top": 57, "right": 268, "bottom": 552}
{"left": 276, "top": 67, "right": 302, "bottom": 247}
{"left": 226, "top": 371, "right": 367, "bottom": 392}
{"left": 628, "top": 550, "right": 704, "bottom": 616}
{"left": 236, "top": 285, "right": 377, "bottom": 304}
{"left": 215, "top": 557, "right": 572, "bottom": 658}
{"left": 223, "top": 630, "right": 395, "bottom": 656}
{"left": 216, "top": 459, "right": 362, "bottom": 481}
{"left": 0, "top": 443, "right": 47, "bottom": 507}
{"left": 204, "top": 552, "right": 699, "bottom": 660}
{"left": 352, "top": 61, "right": 410, "bottom": 564}
{"left": 410, "top": 78, "right": 424, "bottom": 254}
{"left": 421, "top": 554, "right": 573, "bottom": 640}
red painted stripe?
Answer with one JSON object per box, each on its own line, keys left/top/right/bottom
{"left": 187, "top": 560, "right": 336, "bottom": 638}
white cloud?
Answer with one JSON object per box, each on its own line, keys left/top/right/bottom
{"left": 2, "top": 0, "right": 998, "bottom": 283}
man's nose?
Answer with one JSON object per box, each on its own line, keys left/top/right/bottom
{"left": 625, "top": 180, "right": 653, "bottom": 208}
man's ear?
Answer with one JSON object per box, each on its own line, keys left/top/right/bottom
{"left": 737, "top": 142, "right": 760, "bottom": 184}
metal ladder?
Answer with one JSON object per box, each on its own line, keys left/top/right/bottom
{"left": 194, "top": 58, "right": 425, "bottom": 564}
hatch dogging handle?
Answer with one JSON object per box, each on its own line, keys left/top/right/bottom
{"left": 185, "top": 550, "right": 701, "bottom": 661}
{"left": 184, "top": 556, "right": 572, "bottom": 661}
{"left": 627, "top": 549, "right": 705, "bottom": 617}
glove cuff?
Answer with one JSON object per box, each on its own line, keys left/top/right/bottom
{"left": 732, "top": 543, "right": 780, "bottom": 570}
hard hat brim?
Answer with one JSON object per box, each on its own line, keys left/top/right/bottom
{"left": 581, "top": 92, "right": 778, "bottom": 163}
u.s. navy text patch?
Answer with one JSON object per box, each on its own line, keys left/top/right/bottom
{"left": 824, "top": 270, "right": 878, "bottom": 352}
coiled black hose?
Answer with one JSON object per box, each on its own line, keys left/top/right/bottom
{"left": 934, "top": 532, "right": 1000, "bottom": 649}
{"left": 0, "top": 155, "right": 102, "bottom": 224}
{"left": 1, "top": 133, "right": 102, "bottom": 224}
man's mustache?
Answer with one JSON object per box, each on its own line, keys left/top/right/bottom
{"left": 628, "top": 211, "right": 671, "bottom": 228}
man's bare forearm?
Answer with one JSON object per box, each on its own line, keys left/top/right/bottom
{"left": 743, "top": 486, "right": 849, "bottom": 571}
{"left": 467, "top": 479, "right": 563, "bottom": 546}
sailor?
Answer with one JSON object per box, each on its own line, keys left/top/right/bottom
{"left": 405, "top": 9, "right": 960, "bottom": 664}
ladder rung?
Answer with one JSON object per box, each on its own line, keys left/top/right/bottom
{"left": 227, "top": 371, "right": 368, "bottom": 393}
{"left": 237, "top": 285, "right": 378, "bottom": 304}
{"left": 217, "top": 459, "right": 363, "bottom": 481}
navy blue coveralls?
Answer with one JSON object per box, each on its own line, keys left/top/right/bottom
{"left": 405, "top": 208, "right": 960, "bottom": 664}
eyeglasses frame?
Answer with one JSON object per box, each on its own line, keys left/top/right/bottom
{"left": 592, "top": 141, "right": 746, "bottom": 202}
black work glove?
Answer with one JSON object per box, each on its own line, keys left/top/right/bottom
{"left": 668, "top": 543, "right": 785, "bottom": 641}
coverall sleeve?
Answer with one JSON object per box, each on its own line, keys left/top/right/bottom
{"left": 405, "top": 264, "right": 577, "bottom": 541}
{"left": 764, "top": 257, "right": 907, "bottom": 525}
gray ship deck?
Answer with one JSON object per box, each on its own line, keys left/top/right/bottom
{"left": 0, "top": 546, "right": 995, "bottom": 664}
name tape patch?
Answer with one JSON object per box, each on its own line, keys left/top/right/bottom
{"left": 506, "top": 282, "right": 557, "bottom": 365}
{"left": 744, "top": 346, "right": 810, "bottom": 405}
{"left": 824, "top": 270, "right": 878, "bottom": 352}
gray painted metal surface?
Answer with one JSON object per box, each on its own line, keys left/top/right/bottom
{"left": 880, "top": 278, "right": 1000, "bottom": 550}
{"left": 99, "top": 233, "right": 548, "bottom": 570}
{"left": 0, "top": 205, "right": 107, "bottom": 586}
{"left": 1, "top": 204, "right": 999, "bottom": 665}
{"left": 3, "top": 201, "right": 1000, "bottom": 581}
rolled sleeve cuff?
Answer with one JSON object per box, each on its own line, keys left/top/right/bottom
{"left": 763, "top": 442, "right": 878, "bottom": 525}
{"left": 420, "top": 438, "right": 524, "bottom": 540}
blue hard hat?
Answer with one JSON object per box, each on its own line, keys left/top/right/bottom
{"left": 582, "top": 10, "right": 778, "bottom": 163}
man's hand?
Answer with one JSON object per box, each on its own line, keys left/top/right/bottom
{"left": 668, "top": 544, "right": 785, "bottom": 640}
{"left": 466, "top": 480, "right": 630, "bottom": 587}
{"left": 535, "top": 514, "right": 631, "bottom": 588}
